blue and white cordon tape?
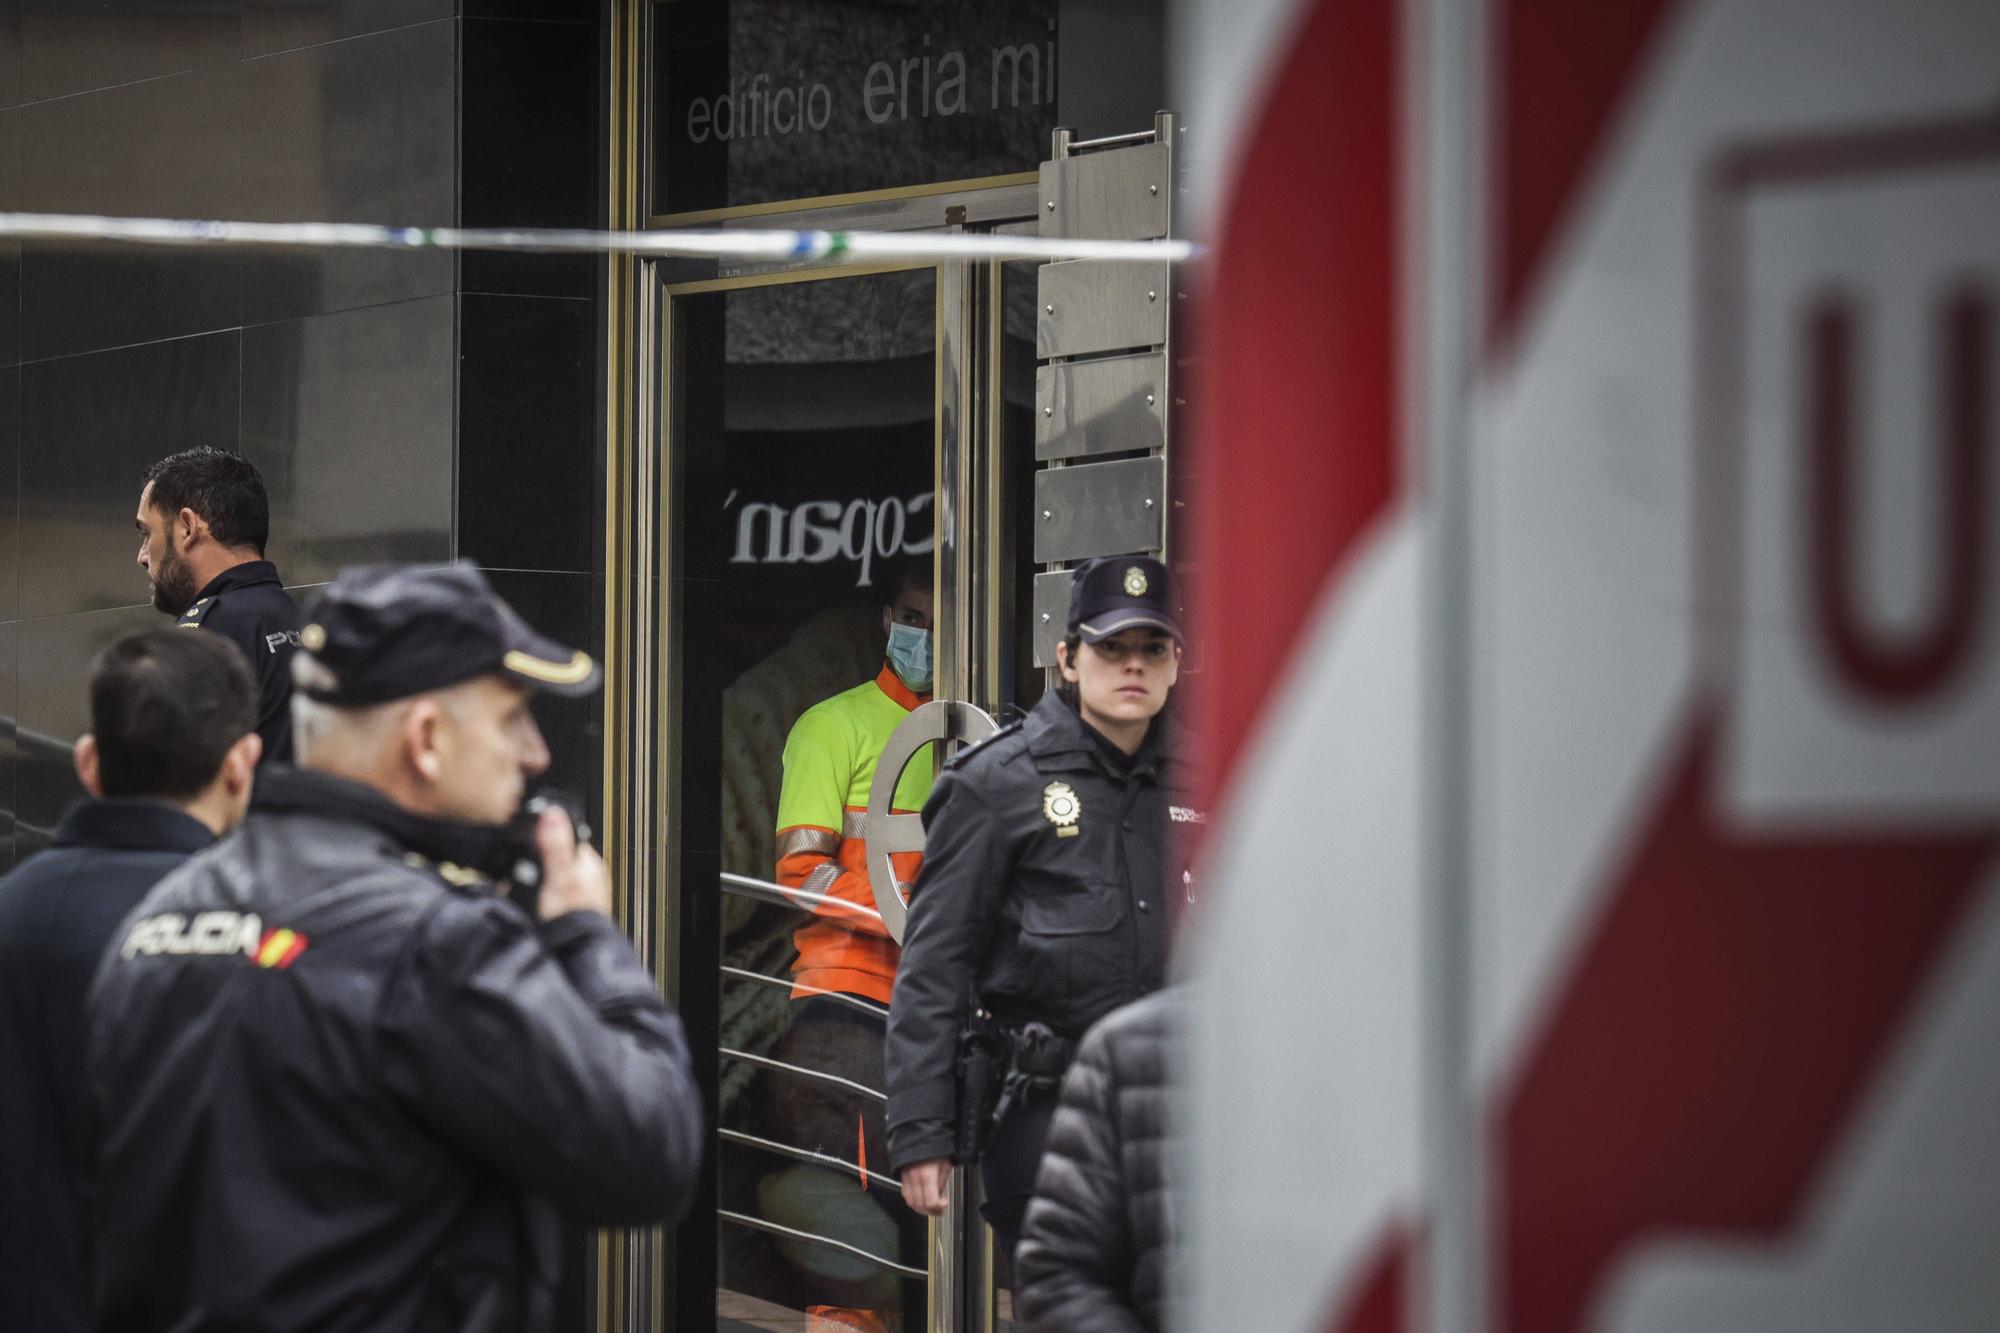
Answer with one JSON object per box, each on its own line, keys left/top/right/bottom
{"left": 0, "top": 213, "right": 1196, "bottom": 265}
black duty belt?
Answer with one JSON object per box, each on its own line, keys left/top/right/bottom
{"left": 954, "top": 1019, "right": 1075, "bottom": 1162}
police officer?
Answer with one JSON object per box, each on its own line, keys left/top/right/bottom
{"left": 884, "top": 554, "right": 1195, "bottom": 1261}
{"left": 134, "top": 447, "right": 300, "bottom": 763}
{"left": 86, "top": 563, "right": 703, "bottom": 1332}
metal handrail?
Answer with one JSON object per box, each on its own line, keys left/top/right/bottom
{"left": 719, "top": 1046, "right": 887, "bottom": 1103}
{"left": 719, "top": 871, "right": 884, "bottom": 925}
{"left": 1067, "top": 126, "right": 1160, "bottom": 152}
{"left": 719, "top": 965, "right": 890, "bottom": 1020}
{"left": 718, "top": 1209, "right": 927, "bottom": 1280}
{"left": 719, "top": 1127, "right": 903, "bottom": 1193}
{"left": 714, "top": 874, "right": 912, "bottom": 1289}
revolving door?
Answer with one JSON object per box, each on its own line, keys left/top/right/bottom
{"left": 601, "top": 114, "right": 1180, "bottom": 1327}
{"left": 634, "top": 246, "right": 1050, "bottom": 1333}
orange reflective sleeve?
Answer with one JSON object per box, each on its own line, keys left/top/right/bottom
{"left": 776, "top": 693, "right": 899, "bottom": 945}
{"left": 776, "top": 837, "right": 895, "bottom": 941}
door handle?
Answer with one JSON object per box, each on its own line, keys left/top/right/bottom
{"left": 863, "top": 699, "right": 1000, "bottom": 943}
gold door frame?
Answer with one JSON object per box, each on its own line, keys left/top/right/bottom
{"left": 600, "top": 259, "right": 1016, "bottom": 1330}
{"left": 604, "top": 4, "right": 1031, "bottom": 1322}
{"left": 687, "top": 260, "right": 948, "bottom": 1333}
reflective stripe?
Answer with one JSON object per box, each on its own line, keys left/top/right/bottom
{"left": 802, "top": 864, "right": 841, "bottom": 897}
{"left": 777, "top": 827, "right": 841, "bottom": 860}
{"left": 841, "top": 807, "right": 922, "bottom": 838}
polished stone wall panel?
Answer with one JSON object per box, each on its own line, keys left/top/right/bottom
{"left": 0, "top": 108, "right": 19, "bottom": 368}
{"left": 0, "top": 364, "right": 17, "bottom": 623}
{"left": 482, "top": 569, "right": 605, "bottom": 822}
{"left": 20, "top": 331, "right": 240, "bottom": 620}
{"left": 239, "top": 19, "right": 456, "bottom": 325}
{"left": 462, "top": 1, "right": 599, "bottom": 23}
{"left": 14, "top": 603, "right": 156, "bottom": 835}
{"left": 460, "top": 17, "right": 599, "bottom": 300}
{"left": 20, "top": 244, "right": 243, "bottom": 364}
{"left": 19, "top": 66, "right": 242, "bottom": 359}
{"left": 22, "top": 0, "right": 242, "bottom": 105}
{"left": 241, "top": 296, "right": 454, "bottom": 586}
{"left": 1056, "top": 0, "right": 1167, "bottom": 140}
{"left": 0, "top": 618, "right": 15, "bottom": 876}
{"left": 18, "top": 65, "right": 237, "bottom": 216}
{"left": 242, "top": 0, "right": 454, "bottom": 58}
{"left": 458, "top": 295, "right": 598, "bottom": 575}
{"left": 0, "top": 1, "right": 21, "bottom": 110}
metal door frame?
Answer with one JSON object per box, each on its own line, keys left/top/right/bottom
{"left": 602, "top": 7, "right": 1024, "bottom": 1321}
{"left": 601, "top": 179, "right": 1030, "bottom": 1327}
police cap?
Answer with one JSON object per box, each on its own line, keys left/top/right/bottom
{"left": 297, "top": 562, "right": 601, "bottom": 705}
{"left": 1067, "top": 555, "right": 1183, "bottom": 644}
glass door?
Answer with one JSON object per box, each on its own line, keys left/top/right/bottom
{"left": 664, "top": 260, "right": 944, "bottom": 1333}
{"left": 641, "top": 231, "right": 1048, "bottom": 1332}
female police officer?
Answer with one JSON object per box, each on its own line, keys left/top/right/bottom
{"left": 883, "top": 554, "right": 1193, "bottom": 1260}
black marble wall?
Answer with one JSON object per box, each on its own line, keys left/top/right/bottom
{"left": 0, "top": 0, "right": 606, "bottom": 874}
{"left": 458, "top": 2, "right": 607, "bottom": 826}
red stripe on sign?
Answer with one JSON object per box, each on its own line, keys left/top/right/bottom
{"left": 1187, "top": 0, "right": 1400, "bottom": 819}
{"left": 1491, "top": 0, "right": 1685, "bottom": 349}
{"left": 1325, "top": 1228, "right": 1407, "bottom": 1333}
{"left": 1499, "top": 712, "right": 1994, "bottom": 1331}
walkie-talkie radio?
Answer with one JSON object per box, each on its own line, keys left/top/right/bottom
{"left": 501, "top": 790, "right": 593, "bottom": 920}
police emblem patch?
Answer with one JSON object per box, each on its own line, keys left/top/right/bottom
{"left": 1042, "top": 781, "right": 1082, "bottom": 831}
{"left": 1123, "top": 566, "right": 1148, "bottom": 597}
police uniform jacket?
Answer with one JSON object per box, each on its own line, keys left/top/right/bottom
{"left": 0, "top": 800, "right": 212, "bottom": 1333}
{"left": 84, "top": 767, "right": 703, "bottom": 1333}
{"left": 175, "top": 560, "right": 300, "bottom": 764}
{"left": 884, "top": 690, "right": 1194, "bottom": 1173}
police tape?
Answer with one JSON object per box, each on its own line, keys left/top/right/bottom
{"left": 0, "top": 212, "right": 1196, "bottom": 264}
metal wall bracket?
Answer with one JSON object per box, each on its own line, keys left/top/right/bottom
{"left": 1032, "top": 110, "right": 1178, "bottom": 666}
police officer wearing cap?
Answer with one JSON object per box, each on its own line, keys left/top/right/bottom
{"left": 85, "top": 563, "right": 703, "bottom": 1333}
{"left": 884, "top": 554, "right": 1196, "bottom": 1261}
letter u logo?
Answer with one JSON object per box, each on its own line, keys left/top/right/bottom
{"left": 1806, "top": 285, "right": 1991, "bottom": 705}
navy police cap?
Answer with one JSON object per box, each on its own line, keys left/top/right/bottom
{"left": 297, "top": 562, "right": 601, "bottom": 706}
{"left": 1067, "top": 555, "right": 1183, "bottom": 644}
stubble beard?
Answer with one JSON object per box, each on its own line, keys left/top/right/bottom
{"left": 150, "top": 538, "right": 200, "bottom": 616}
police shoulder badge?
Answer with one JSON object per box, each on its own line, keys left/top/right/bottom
{"left": 1123, "top": 566, "right": 1148, "bottom": 597}
{"left": 1042, "top": 780, "right": 1082, "bottom": 837}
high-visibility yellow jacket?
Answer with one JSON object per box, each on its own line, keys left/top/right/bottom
{"left": 775, "top": 664, "right": 934, "bottom": 1004}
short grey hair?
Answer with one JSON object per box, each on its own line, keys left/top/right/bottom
{"left": 290, "top": 655, "right": 404, "bottom": 769}
{"left": 289, "top": 656, "right": 480, "bottom": 771}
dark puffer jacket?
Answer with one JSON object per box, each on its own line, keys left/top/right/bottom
{"left": 1015, "top": 988, "right": 1180, "bottom": 1333}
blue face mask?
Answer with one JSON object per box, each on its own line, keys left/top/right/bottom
{"left": 886, "top": 623, "right": 933, "bottom": 692}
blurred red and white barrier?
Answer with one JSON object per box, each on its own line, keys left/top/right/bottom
{"left": 1178, "top": 1, "right": 2000, "bottom": 1330}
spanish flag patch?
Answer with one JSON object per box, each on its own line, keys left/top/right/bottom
{"left": 254, "top": 928, "right": 308, "bottom": 969}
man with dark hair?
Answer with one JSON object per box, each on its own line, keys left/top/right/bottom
{"left": 135, "top": 446, "right": 300, "bottom": 764}
{"left": 0, "top": 630, "right": 260, "bottom": 1333}
{"left": 86, "top": 563, "right": 702, "bottom": 1332}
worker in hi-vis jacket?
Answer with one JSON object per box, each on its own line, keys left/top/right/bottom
{"left": 765, "top": 554, "right": 935, "bottom": 1333}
